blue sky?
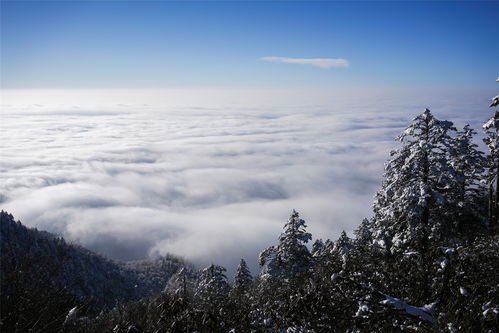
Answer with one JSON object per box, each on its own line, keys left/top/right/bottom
{"left": 1, "top": 1, "right": 498, "bottom": 89}
{"left": 1, "top": 0, "right": 498, "bottom": 270}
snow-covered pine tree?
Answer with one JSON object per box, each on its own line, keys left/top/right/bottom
{"left": 258, "top": 210, "right": 313, "bottom": 279}
{"left": 311, "top": 239, "right": 325, "bottom": 258}
{"left": 195, "top": 264, "right": 230, "bottom": 311}
{"left": 333, "top": 231, "right": 352, "bottom": 256}
{"left": 226, "top": 259, "right": 254, "bottom": 331}
{"left": 233, "top": 258, "right": 252, "bottom": 293}
{"left": 353, "top": 218, "right": 373, "bottom": 247}
{"left": 372, "top": 109, "right": 458, "bottom": 253}
{"left": 310, "top": 238, "right": 335, "bottom": 265}
{"left": 483, "top": 78, "right": 499, "bottom": 225}
{"left": 332, "top": 231, "right": 353, "bottom": 270}
{"left": 165, "top": 267, "right": 197, "bottom": 299}
{"left": 450, "top": 125, "right": 487, "bottom": 233}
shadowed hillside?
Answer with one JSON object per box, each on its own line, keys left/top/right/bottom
{"left": 0, "top": 211, "right": 194, "bottom": 312}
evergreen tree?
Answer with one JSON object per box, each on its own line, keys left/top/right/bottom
{"left": 193, "top": 264, "right": 230, "bottom": 331}
{"left": 353, "top": 218, "right": 373, "bottom": 247}
{"left": 332, "top": 231, "right": 353, "bottom": 270}
{"left": 450, "top": 125, "right": 487, "bottom": 235}
{"left": 165, "top": 267, "right": 197, "bottom": 299}
{"left": 258, "top": 210, "right": 313, "bottom": 279}
{"left": 233, "top": 258, "right": 252, "bottom": 293}
{"left": 226, "top": 259, "right": 253, "bottom": 331}
{"left": 333, "top": 231, "right": 352, "bottom": 256}
{"left": 310, "top": 238, "right": 335, "bottom": 265}
{"left": 372, "top": 108, "right": 458, "bottom": 253}
{"left": 483, "top": 79, "right": 499, "bottom": 225}
{"left": 195, "top": 264, "right": 230, "bottom": 307}
{"left": 311, "top": 238, "right": 324, "bottom": 258}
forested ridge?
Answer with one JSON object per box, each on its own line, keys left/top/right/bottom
{"left": 1, "top": 88, "right": 498, "bottom": 332}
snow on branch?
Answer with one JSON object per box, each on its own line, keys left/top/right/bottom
{"left": 331, "top": 273, "right": 437, "bottom": 324}
{"left": 380, "top": 295, "right": 437, "bottom": 323}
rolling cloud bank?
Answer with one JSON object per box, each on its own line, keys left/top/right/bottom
{"left": 0, "top": 88, "right": 493, "bottom": 274}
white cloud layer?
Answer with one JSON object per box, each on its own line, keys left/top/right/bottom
{"left": 260, "top": 57, "right": 349, "bottom": 68}
{"left": 0, "top": 88, "right": 493, "bottom": 275}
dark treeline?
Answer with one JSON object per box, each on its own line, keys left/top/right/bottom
{"left": 1, "top": 88, "right": 498, "bottom": 332}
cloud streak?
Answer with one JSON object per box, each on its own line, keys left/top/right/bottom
{"left": 260, "top": 56, "right": 349, "bottom": 68}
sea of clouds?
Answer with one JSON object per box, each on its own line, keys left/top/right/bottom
{"left": 0, "top": 88, "right": 495, "bottom": 275}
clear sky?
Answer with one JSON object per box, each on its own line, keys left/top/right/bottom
{"left": 1, "top": 0, "right": 498, "bottom": 89}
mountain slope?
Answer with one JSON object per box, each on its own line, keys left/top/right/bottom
{"left": 0, "top": 210, "right": 192, "bottom": 309}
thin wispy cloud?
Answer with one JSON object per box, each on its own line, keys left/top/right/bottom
{"left": 260, "top": 57, "right": 349, "bottom": 68}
